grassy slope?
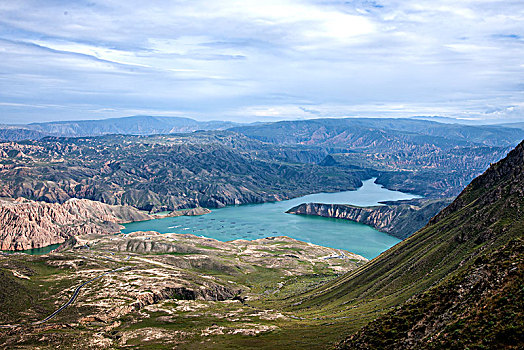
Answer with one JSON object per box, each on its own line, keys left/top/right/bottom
{"left": 340, "top": 238, "right": 523, "bottom": 349}
{"left": 0, "top": 257, "right": 79, "bottom": 324}
{"left": 296, "top": 140, "right": 522, "bottom": 306}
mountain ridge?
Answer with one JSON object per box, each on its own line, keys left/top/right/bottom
{"left": 0, "top": 132, "right": 370, "bottom": 212}
{"left": 230, "top": 117, "right": 524, "bottom": 148}
{"left": 0, "top": 197, "right": 152, "bottom": 251}
{"left": 0, "top": 115, "right": 241, "bottom": 140}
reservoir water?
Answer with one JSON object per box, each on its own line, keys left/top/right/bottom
{"left": 123, "top": 178, "right": 419, "bottom": 259}
{"left": 1, "top": 243, "right": 61, "bottom": 256}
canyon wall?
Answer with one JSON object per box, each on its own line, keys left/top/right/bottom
{"left": 286, "top": 198, "right": 452, "bottom": 239}
{"left": 0, "top": 197, "right": 152, "bottom": 251}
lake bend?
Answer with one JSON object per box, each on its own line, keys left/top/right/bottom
{"left": 123, "top": 178, "right": 420, "bottom": 259}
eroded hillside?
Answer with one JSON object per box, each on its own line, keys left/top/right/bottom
{"left": 0, "top": 232, "right": 367, "bottom": 349}
{"left": 0, "top": 132, "right": 369, "bottom": 212}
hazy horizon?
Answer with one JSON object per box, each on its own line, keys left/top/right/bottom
{"left": 1, "top": 1, "right": 523, "bottom": 124}
{"left": 2, "top": 114, "right": 524, "bottom": 127}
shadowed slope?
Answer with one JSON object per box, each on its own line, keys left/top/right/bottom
{"left": 339, "top": 238, "right": 523, "bottom": 349}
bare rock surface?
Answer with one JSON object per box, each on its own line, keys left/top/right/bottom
{"left": 156, "top": 207, "right": 211, "bottom": 218}
{"left": 287, "top": 198, "right": 452, "bottom": 239}
{"left": 0, "top": 197, "right": 152, "bottom": 251}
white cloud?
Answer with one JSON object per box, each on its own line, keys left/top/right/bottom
{"left": 0, "top": 0, "right": 523, "bottom": 123}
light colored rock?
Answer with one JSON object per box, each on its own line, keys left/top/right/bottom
{"left": 0, "top": 197, "right": 152, "bottom": 251}
{"left": 157, "top": 207, "right": 211, "bottom": 218}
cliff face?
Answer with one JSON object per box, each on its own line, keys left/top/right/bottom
{"left": 0, "top": 197, "right": 152, "bottom": 251}
{"left": 163, "top": 207, "right": 212, "bottom": 217}
{"left": 286, "top": 198, "right": 452, "bottom": 239}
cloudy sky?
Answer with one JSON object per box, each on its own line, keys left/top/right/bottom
{"left": 0, "top": 0, "right": 523, "bottom": 124}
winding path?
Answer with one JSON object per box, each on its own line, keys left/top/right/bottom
{"left": 33, "top": 266, "right": 130, "bottom": 325}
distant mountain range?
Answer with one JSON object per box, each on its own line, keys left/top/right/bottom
{"left": 1, "top": 116, "right": 522, "bottom": 199}
{"left": 501, "top": 121, "right": 524, "bottom": 130}
{"left": 232, "top": 118, "right": 524, "bottom": 197}
{"left": 0, "top": 132, "right": 370, "bottom": 212}
{"left": 230, "top": 117, "right": 523, "bottom": 148}
{"left": 0, "top": 127, "right": 48, "bottom": 141}
{"left": 1, "top": 116, "right": 524, "bottom": 144}
{"left": 0, "top": 116, "right": 240, "bottom": 139}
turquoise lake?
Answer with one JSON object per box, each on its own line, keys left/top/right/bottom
{"left": 122, "top": 178, "right": 420, "bottom": 259}
{"left": 1, "top": 243, "right": 61, "bottom": 256}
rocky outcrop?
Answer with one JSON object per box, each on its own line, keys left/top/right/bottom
{"left": 131, "top": 283, "right": 239, "bottom": 311}
{"left": 116, "top": 239, "right": 201, "bottom": 255}
{"left": 0, "top": 197, "right": 152, "bottom": 251}
{"left": 286, "top": 198, "right": 453, "bottom": 239}
{"left": 159, "top": 207, "right": 211, "bottom": 217}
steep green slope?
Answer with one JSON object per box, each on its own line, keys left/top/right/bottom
{"left": 340, "top": 238, "right": 523, "bottom": 349}
{"left": 289, "top": 140, "right": 523, "bottom": 346}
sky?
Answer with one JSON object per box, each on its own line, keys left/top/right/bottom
{"left": 0, "top": 0, "right": 523, "bottom": 124}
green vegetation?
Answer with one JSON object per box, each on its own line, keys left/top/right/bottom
{"left": 0, "top": 256, "right": 84, "bottom": 324}
{"left": 0, "top": 232, "right": 367, "bottom": 349}
{"left": 340, "top": 239, "right": 523, "bottom": 349}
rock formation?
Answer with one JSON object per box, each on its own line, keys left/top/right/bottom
{"left": 160, "top": 207, "right": 211, "bottom": 217}
{"left": 286, "top": 198, "right": 452, "bottom": 239}
{"left": 0, "top": 134, "right": 367, "bottom": 212}
{"left": 0, "top": 197, "right": 152, "bottom": 251}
